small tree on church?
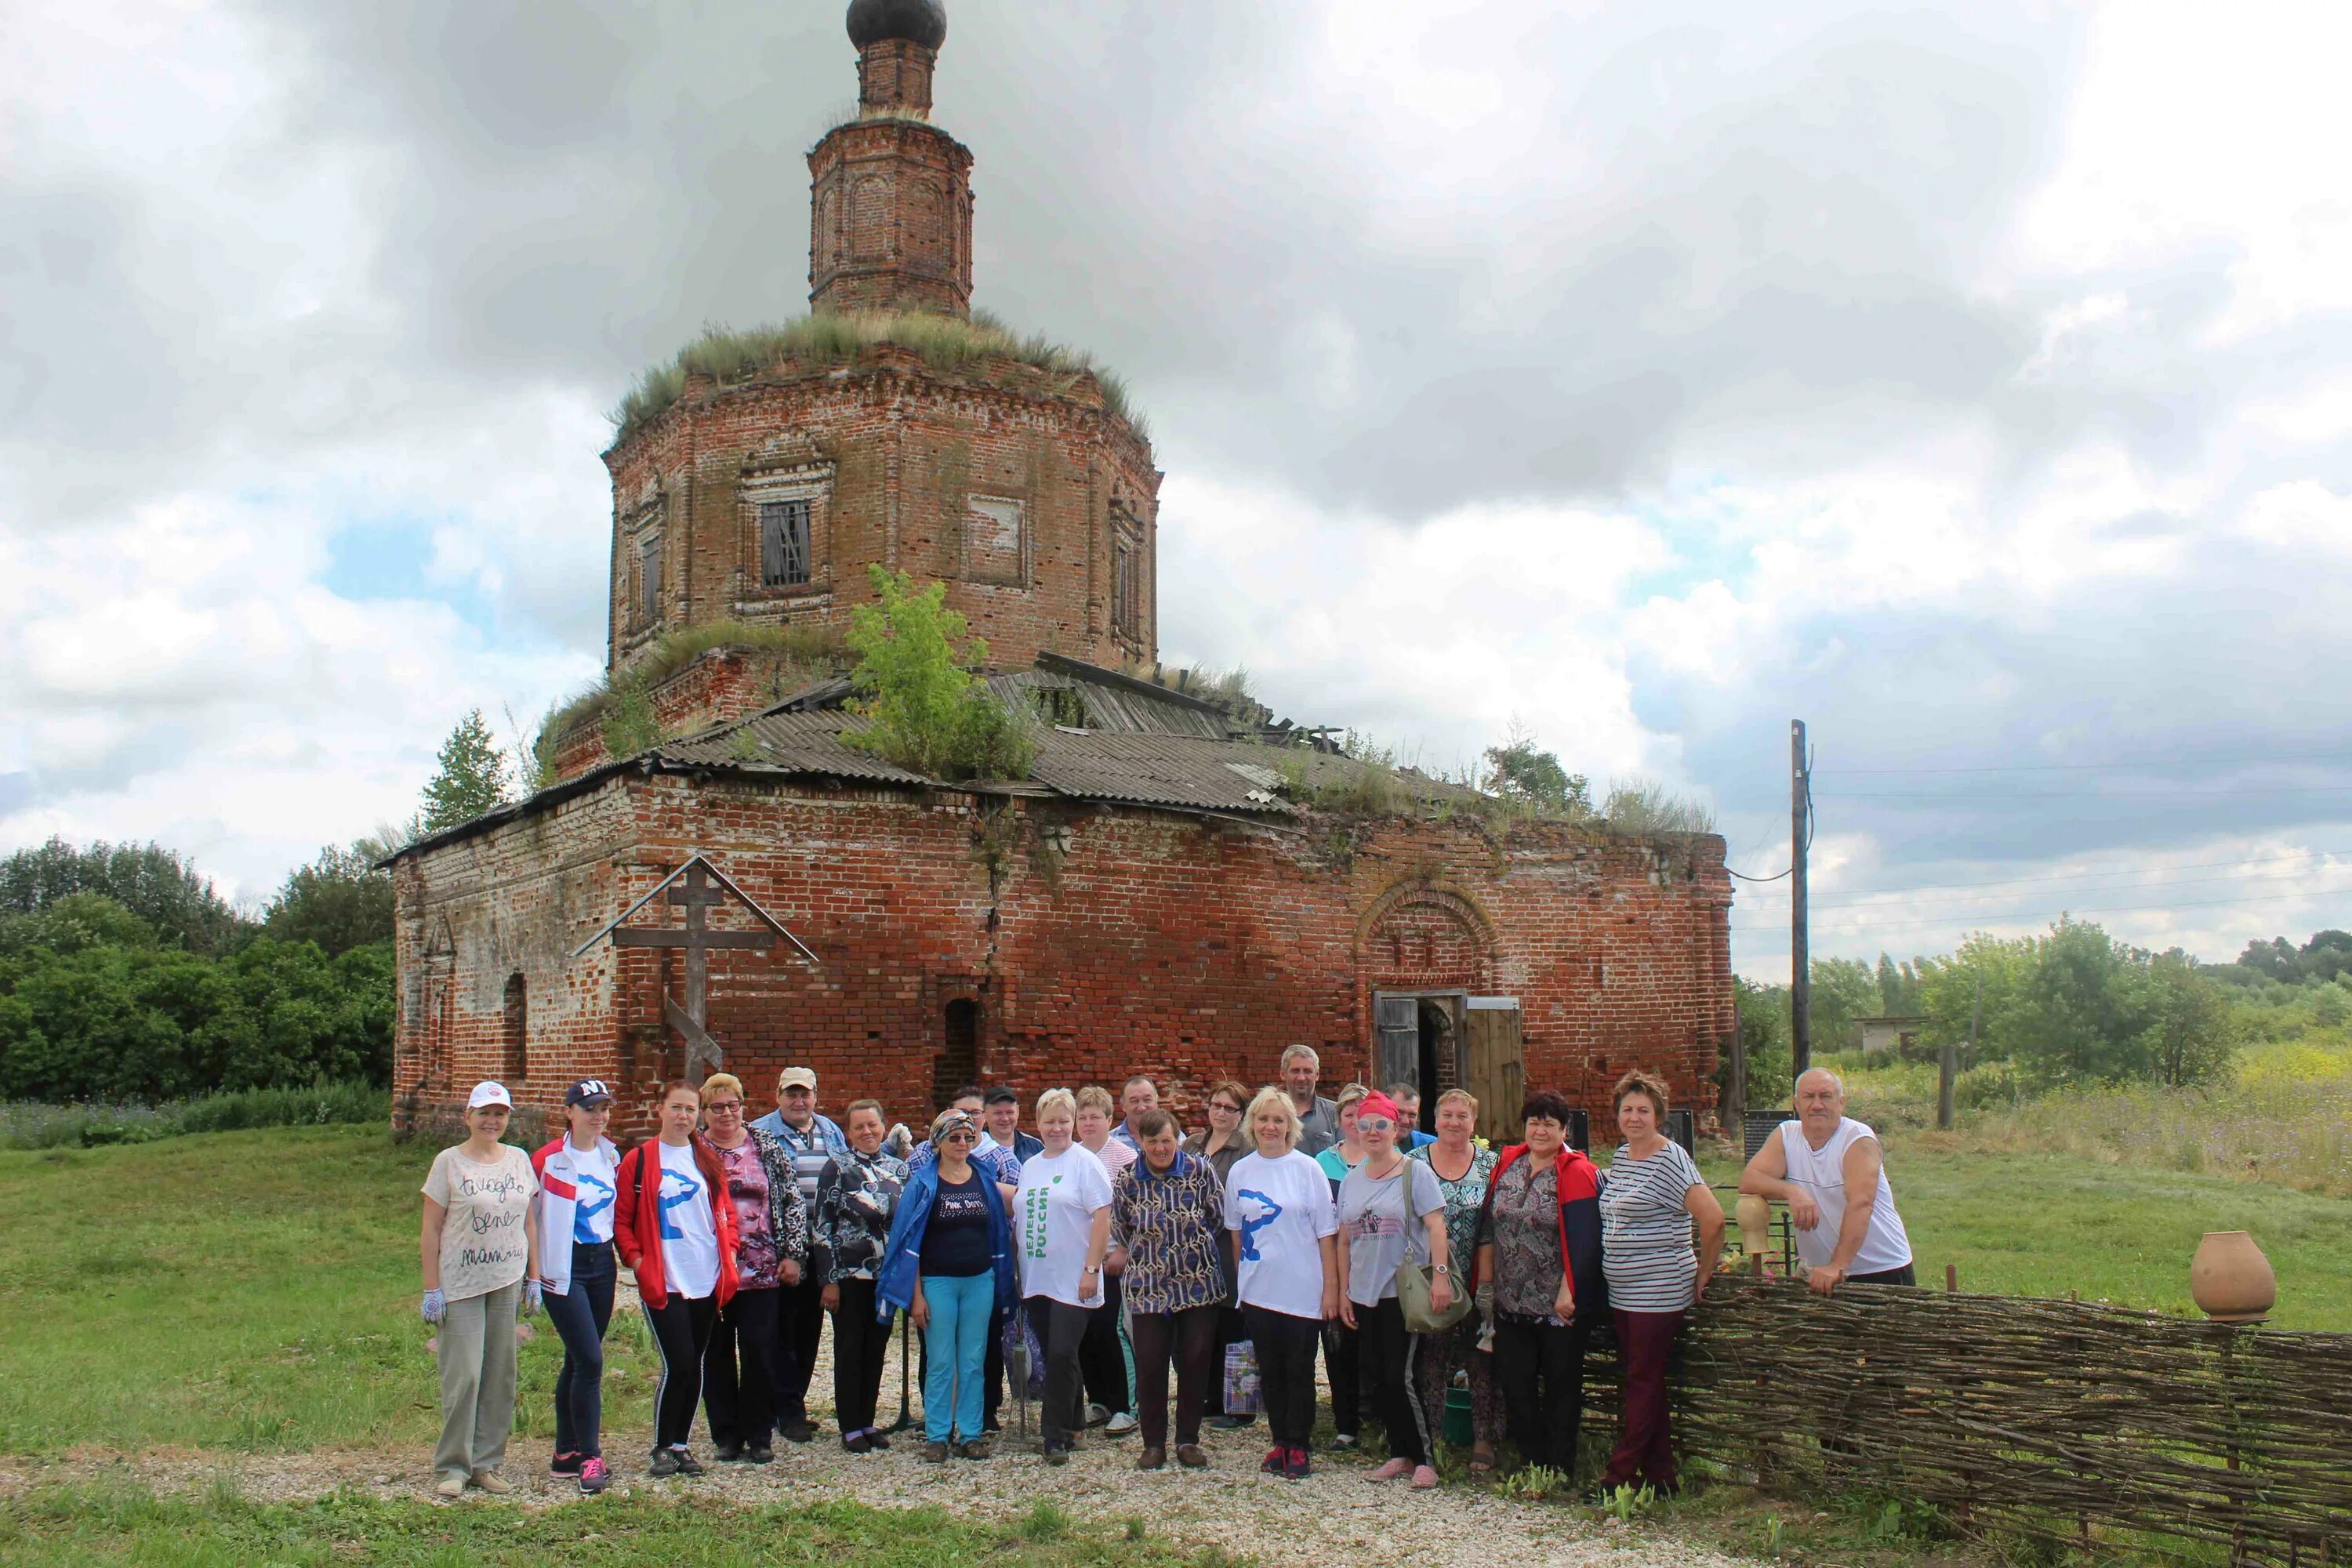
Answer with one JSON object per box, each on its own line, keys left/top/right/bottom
{"left": 420, "top": 709, "right": 513, "bottom": 832}
{"left": 844, "top": 567, "right": 1036, "bottom": 781}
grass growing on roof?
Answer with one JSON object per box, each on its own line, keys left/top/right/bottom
{"left": 532, "top": 619, "right": 848, "bottom": 781}
{"left": 611, "top": 308, "right": 1146, "bottom": 446}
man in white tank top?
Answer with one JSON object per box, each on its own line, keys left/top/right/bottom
{"left": 1738, "top": 1069, "right": 1915, "bottom": 1294}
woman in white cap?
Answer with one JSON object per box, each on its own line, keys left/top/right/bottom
{"left": 419, "top": 1080, "right": 541, "bottom": 1499}
{"left": 532, "top": 1079, "right": 620, "bottom": 1494}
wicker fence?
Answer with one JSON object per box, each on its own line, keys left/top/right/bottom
{"left": 1665, "top": 1279, "right": 2352, "bottom": 1563}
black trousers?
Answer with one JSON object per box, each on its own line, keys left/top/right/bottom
{"left": 1130, "top": 1305, "right": 1217, "bottom": 1449}
{"left": 546, "top": 1242, "right": 615, "bottom": 1459}
{"left": 1849, "top": 1263, "right": 1917, "bottom": 1287}
{"left": 983, "top": 1300, "right": 1008, "bottom": 1430}
{"left": 641, "top": 1292, "right": 718, "bottom": 1451}
{"left": 703, "top": 1284, "right": 779, "bottom": 1447}
{"left": 771, "top": 1270, "right": 826, "bottom": 1427}
{"left": 1079, "top": 1272, "right": 1130, "bottom": 1416}
{"left": 1320, "top": 1318, "right": 1363, "bottom": 1436}
{"left": 1493, "top": 1316, "right": 1591, "bottom": 1475}
{"left": 1354, "top": 1296, "right": 1430, "bottom": 1465}
{"left": 829, "top": 1279, "right": 892, "bottom": 1436}
{"left": 1244, "top": 1304, "right": 1322, "bottom": 1450}
{"left": 1029, "top": 1295, "right": 1094, "bottom": 1446}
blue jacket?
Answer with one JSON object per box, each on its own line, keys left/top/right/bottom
{"left": 874, "top": 1156, "right": 1018, "bottom": 1323}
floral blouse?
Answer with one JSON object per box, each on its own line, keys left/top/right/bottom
{"left": 812, "top": 1146, "right": 910, "bottom": 1285}
{"left": 1477, "top": 1156, "right": 1564, "bottom": 1320}
{"left": 1411, "top": 1142, "right": 1498, "bottom": 1283}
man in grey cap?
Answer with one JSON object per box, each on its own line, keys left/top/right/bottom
{"left": 753, "top": 1066, "right": 847, "bottom": 1442}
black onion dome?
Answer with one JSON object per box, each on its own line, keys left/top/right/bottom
{"left": 847, "top": 0, "right": 946, "bottom": 49}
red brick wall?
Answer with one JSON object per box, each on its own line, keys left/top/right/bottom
{"left": 604, "top": 351, "right": 1160, "bottom": 682}
{"left": 392, "top": 774, "right": 1735, "bottom": 1148}
{"left": 548, "top": 648, "right": 814, "bottom": 785}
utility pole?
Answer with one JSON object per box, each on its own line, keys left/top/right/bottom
{"left": 1791, "top": 718, "right": 1810, "bottom": 1091}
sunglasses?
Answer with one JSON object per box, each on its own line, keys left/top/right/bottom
{"left": 1356, "top": 1116, "right": 1396, "bottom": 1132}
{"left": 1210, "top": 1103, "right": 1241, "bottom": 1115}
{"left": 942, "top": 1128, "right": 978, "bottom": 1144}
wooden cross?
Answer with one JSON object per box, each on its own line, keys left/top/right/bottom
{"left": 572, "top": 855, "right": 818, "bottom": 1081}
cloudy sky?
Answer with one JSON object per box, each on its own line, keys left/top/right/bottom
{"left": 5, "top": 1, "right": 2349, "bottom": 978}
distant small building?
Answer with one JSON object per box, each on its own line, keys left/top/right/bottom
{"left": 1857, "top": 1014, "right": 1928, "bottom": 1055}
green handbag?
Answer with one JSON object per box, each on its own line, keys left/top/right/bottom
{"left": 1396, "top": 1257, "right": 1472, "bottom": 1333}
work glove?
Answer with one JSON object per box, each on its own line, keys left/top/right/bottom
{"left": 523, "top": 1279, "right": 543, "bottom": 1315}
{"left": 422, "top": 1287, "right": 447, "bottom": 1325}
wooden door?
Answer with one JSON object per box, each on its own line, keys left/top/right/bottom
{"left": 1462, "top": 998, "right": 1523, "bottom": 1145}
{"left": 1374, "top": 993, "right": 1418, "bottom": 1091}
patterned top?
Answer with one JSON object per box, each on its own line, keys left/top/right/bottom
{"left": 1478, "top": 1156, "right": 1565, "bottom": 1320}
{"left": 1411, "top": 1142, "right": 1498, "bottom": 1279}
{"left": 1599, "top": 1141, "right": 1703, "bottom": 1312}
{"left": 713, "top": 1127, "right": 808, "bottom": 1290}
{"left": 1110, "top": 1149, "right": 1229, "bottom": 1316}
{"left": 812, "top": 1146, "right": 910, "bottom": 1284}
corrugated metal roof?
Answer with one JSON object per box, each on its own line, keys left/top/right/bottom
{"left": 658, "top": 710, "right": 930, "bottom": 784}
{"left": 648, "top": 656, "right": 1483, "bottom": 817}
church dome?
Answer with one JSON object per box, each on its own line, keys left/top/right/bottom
{"left": 847, "top": 0, "right": 946, "bottom": 50}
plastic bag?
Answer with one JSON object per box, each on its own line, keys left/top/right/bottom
{"left": 1222, "top": 1338, "right": 1261, "bottom": 1414}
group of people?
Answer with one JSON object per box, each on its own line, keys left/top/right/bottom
{"left": 419, "top": 1047, "right": 1914, "bottom": 1502}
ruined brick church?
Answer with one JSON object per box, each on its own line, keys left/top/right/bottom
{"left": 387, "top": 0, "right": 1736, "bottom": 1144}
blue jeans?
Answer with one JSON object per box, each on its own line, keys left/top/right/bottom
{"left": 920, "top": 1272, "right": 995, "bottom": 1443}
{"left": 544, "top": 1243, "right": 616, "bottom": 1458}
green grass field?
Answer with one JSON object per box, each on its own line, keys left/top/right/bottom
{"left": 0, "top": 1486, "right": 1215, "bottom": 1567}
{"left": 0, "top": 1127, "right": 665, "bottom": 1454}
{"left": 2, "top": 1122, "right": 2346, "bottom": 1459}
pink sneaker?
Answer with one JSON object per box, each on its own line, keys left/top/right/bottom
{"left": 577, "top": 1457, "right": 608, "bottom": 1494}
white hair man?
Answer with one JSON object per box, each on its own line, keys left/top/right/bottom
{"left": 1738, "top": 1068, "right": 1915, "bottom": 1294}
{"left": 1279, "top": 1044, "right": 1340, "bottom": 1156}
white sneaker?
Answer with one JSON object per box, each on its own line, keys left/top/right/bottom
{"left": 1084, "top": 1403, "right": 1111, "bottom": 1428}
{"left": 1105, "top": 1410, "right": 1138, "bottom": 1436}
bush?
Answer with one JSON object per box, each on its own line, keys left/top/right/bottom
{"left": 841, "top": 568, "right": 1036, "bottom": 782}
{"left": 0, "top": 938, "right": 393, "bottom": 1103}
{"left": 0, "top": 1080, "right": 387, "bottom": 1151}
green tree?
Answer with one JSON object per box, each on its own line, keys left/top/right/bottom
{"left": 262, "top": 844, "right": 394, "bottom": 956}
{"left": 0, "top": 838, "right": 247, "bottom": 954}
{"left": 1807, "top": 957, "right": 1878, "bottom": 1053}
{"left": 1916, "top": 931, "right": 2034, "bottom": 1065}
{"left": 2137, "top": 949, "right": 2237, "bottom": 1087}
{"left": 420, "top": 710, "right": 512, "bottom": 832}
{"left": 1482, "top": 731, "right": 1591, "bottom": 817}
{"left": 843, "top": 566, "right": 1034, "bottom": 781}
{"left": 2002, "top": 918, "right": 2157, "bottom": 1085}
{"left": 1731, "top": 976, "right": 1793, "bottom": 1105}
{"left": 0, "top": 892, "right": 158, "bottom": 956}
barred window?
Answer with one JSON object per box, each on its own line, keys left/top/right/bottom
{"left": 639, "top": 534, "right": 662, "bottom": 624}
{"left": 1113, "top": 538, "right": 1138, "bottom": 640}
{"left": 760, "top": 499, "right": 811, "bottom": 588}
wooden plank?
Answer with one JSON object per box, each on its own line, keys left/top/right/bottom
{"left": 663, "top": 993, "right": 723, "bottom": 1077}
{"left": 1374, "top": 993, "right": 1417, "bottom": 1091}
{"left": 612, "top": 928, "right": 775, "bottom": 949}
{"left": 1462, "top": 1003, "right": 1523, "bottom": 1145}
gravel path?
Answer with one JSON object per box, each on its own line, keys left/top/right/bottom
{"left": 0, "top": 1290, "right": 1754, "bottom": 1568}
{"left": 0, "top": 1432, "right": 1751, "bottom": 1568}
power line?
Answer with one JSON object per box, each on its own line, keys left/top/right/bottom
{"left": 1830, "top": 748, "right": 2352, "bottom": 775}
{"left": 1749, "top": 863, "right": 2346, "bottom": 914}
{"left": 1730, "top": 847, "right": 2351, "bottom": 904}
{"left": 1815, "top": 786, "right": 2352, "bottom": 800}
{"left": 1729, "top": 885, "right": 2347, "bottom": 938}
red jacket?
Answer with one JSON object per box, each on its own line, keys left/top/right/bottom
{"left": 1476, "top": 1142, "right": 1607, "bottom": 1320}
{"left": 615, "top": 1136, "right": 740, "bottom": 1311}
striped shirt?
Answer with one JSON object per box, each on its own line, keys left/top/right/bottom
{"left": 1599, "top": 1142, "right": 1703, "bottom": 1312}
{"left": 754, "top": 1112, "right": 847, "bottom": 1221}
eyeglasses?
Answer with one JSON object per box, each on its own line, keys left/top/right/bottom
{"left": 706, "top": 1102, "right": 744, "bottom": 1115}
{"left": 1209, "top": 1102, "right": 1241, "bottom": 1115}
{"left": 1356, "top": 1116, "right": 1395, "bottom": 1133}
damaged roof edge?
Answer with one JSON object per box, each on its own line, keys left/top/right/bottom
{"left": 376, "top": 752, "right": 1303, "bottom": 867}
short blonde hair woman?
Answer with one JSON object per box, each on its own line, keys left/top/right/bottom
{"left": 1222, "top": 1080, "right": 1335, "bottom": 1478}
{"left": 1035, "top": 1087, "right": 1078, "bottom": 1126}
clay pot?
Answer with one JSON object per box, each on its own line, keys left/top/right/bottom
{"left": 1737, "top": 1195, "right": 1773, "bottom": 1260}
{"left": 2190, "top": 1230, "right": 2276, "bottom": 1322}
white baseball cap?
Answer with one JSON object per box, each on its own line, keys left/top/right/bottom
{"left": 467, "top": 1081, "right": 514, "bottom": 1110}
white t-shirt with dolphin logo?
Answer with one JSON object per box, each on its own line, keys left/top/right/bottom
{"left": 1222, "top": 1149, "right": 1337, "bottom": 1320}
